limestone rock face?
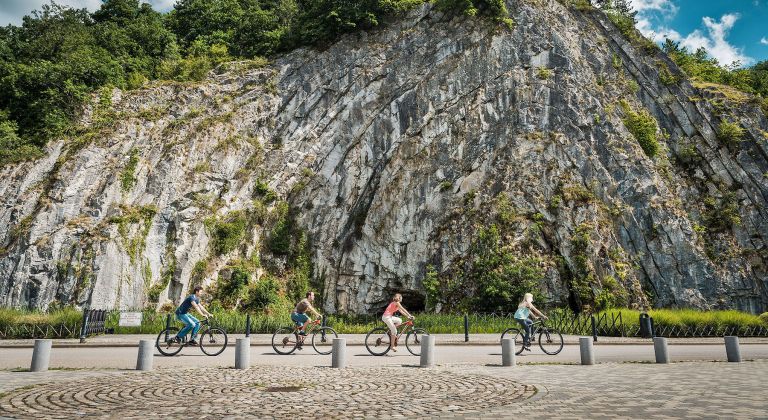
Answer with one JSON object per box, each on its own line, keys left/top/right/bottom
{"left": 1, "top": 2, "right": 766, "bottom": 313}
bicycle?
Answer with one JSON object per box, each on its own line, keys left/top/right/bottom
{"left": 271, "top": 318, "right": 338, "bottom": 355}
{"left": 500, "top": 319, "right": 563, "bottom": 355}
{"left": 364, "top": 318, "right": 428, "bottom": 356}
{"left": 155, "top": 317, "right": 228, "bottom": 356}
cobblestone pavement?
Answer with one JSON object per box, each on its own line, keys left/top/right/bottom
{"left": 0, "top": 361, "right": 766, "bottom": 419}
{"left": 0, "top": 366, "right": 535, "bottom": 419}
{"left": 445, "top": 360, "right": 768, "bottom": 419}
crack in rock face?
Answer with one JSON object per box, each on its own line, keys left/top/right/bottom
{"left": 0, "top": 3, "right": 766, "bottom": 313}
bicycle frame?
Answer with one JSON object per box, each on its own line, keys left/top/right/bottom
{"left": 169, "top": 317, "right": 214, "bottom": 342}
{"left": 294, "top": 319, "right": 322, "bottom": 343}
{"left": 395, "top": 319, "right": 415, "bottom": 339}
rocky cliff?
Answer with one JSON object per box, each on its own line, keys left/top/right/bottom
{"left": 1, "top": 1, "right": 767, "bottom": 313}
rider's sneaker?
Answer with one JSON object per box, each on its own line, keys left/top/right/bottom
{"left": 169, "top": 337, "right": 180, "bottom": 344}
{"left": 296, "top": 344, "right": 303, "bottom": 350}
{"left": 524, "top": 346, "right": 531, "bottom": 351}
{"left": 187, "top": 339, "right": 199, "bottom": 345}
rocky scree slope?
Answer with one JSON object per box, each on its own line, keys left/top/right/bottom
{"left": 0, "top": 1, "right": 766, "bottom": 313}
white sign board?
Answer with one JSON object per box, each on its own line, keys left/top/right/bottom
{"left": 119, "top": 312, "right": 143, "bottom": 327}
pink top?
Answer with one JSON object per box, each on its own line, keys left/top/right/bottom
{"left": 383, "top": 302, "right": 399, "bottom": 317}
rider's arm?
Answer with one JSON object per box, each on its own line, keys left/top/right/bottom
{"left": 307, "top": 303, "right": 322, "bottom": 318}
{"left": 192, "top": 301, "right": 212, "bottom": 317}
{"left": 396, "top": 302, "right": 413, "bottom": 319}
{"left": 530, "top": 304, "right": 547, "bottom": 319}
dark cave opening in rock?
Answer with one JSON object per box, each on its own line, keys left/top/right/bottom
{"left": 375, "top": 289, "right": 426, "bottom": 313}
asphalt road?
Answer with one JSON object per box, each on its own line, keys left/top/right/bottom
{"left": 1, "top": 343, "right": 766, "bottom": 370}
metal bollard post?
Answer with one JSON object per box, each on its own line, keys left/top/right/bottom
{"left": 164, "top": 314, "right": 171, "bottom": 343}
{"left": 653, "top": 337, "right": 669, "bottom": 363}
{"left": 235, "top": 337, "right": 250, "bottom": 369}
{"left": 725, "top": 336, "right": 741, "bottom": 362}
{"left": 245, "top": 314, "right": 251, "bottom": 338}
{"left": 579, "top": 337, "right": 594, "bottom": 365}
{"left": 79, "top": 310, "right": 90, "bottom": 343}
{"left": 464, "top": 314, "right": 469, "bottom": 342}
{"left": 136, "top": 339, "right": 153, "bottom": 371}
{"left": 332, "top": 338, "right": 346, "bottom": 368}
{"left": 420, "top": 335, "right": 435, "bottom": 368}
{"left": 322, "top": 316, "right": 327, "bottom": 341}
{"left": 501, "top": 337, "right": 516, "bottom": 367}
{"left": 30, "top": 339, "right": 53, "bottom": 372}
{"left": 591, "top": 315, "right": 598, "bottom": 342}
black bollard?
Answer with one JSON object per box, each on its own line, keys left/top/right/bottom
{"left": 79, "top": 310, "right": 91, "bottom": 343}
{"left": 464, "top": 314, "right": 469, "bottom": 342}
{"left": 321, "top": 316, "right": 327, "bottom": 340}
{"left": 164, "top": 314, "right": 171, "bottom": 342}
{"left": 245, "top": 314, "right": 251, "bottom": 337}
{"left": 591, "top": 315, "right": 598, "bottom": 342}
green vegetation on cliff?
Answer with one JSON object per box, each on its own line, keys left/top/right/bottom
{"left": 0, "top": 0, "right": 513, "bottom": 167}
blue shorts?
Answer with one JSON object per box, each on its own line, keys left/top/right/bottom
{"left": 291, "top": 312, "right": 310, "bottom": 326}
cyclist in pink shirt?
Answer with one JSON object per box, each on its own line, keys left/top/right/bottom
{"left": 381, "top": 293, "right": 413, "bottom": 352}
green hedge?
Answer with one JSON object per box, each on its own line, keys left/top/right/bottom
{"left": 1, "top": 307, "right": 767, "bottom": 338}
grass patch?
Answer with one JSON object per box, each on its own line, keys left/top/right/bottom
{"left": 206, "top": 211, "right": 249, "bottom": 256}
{"left": 620, "top": 101, "right": 660, "bottom": 158}
{"left": 716, "top": 120, "right": 745, "bottom": 147}
{"left": 536, "top": 67, "right": 553, "bottom": 80}
{"left": 119, "top": 148, "right": 140, "bottom": 192}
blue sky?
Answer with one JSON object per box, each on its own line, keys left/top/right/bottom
{"left": 1, "top": 0, "right": 767, "bottom": 66}
{"left": 631, "top": 0, "right": 768, "bottom": 65}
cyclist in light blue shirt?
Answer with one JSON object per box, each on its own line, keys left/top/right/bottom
{"left": 514, "top": 293, "right": 547, "bottom": 350}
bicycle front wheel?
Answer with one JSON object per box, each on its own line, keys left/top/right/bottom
{"left": 538, "top": 328, "right": 564, "bottom": 355}
{"left": 312, "top": 327, "right": 338, "bottom": 355}
{"left": 272, "top": 327, "right": 299, "bottom": 355}
{"left": 364, "top": 327, "right": 392, "bottom": 356}
{"left": 200, "top": 327, "right": 228, "bottom": 356}
{"left": 405, "top": 328, "right": 428, "bottom": 356}
{"left": 155, "top": 327, "right": 183, "bottom": 356}
{"left": 501, "top": 328, "right": 526, "bottom": 355}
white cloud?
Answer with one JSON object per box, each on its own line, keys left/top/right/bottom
{"left": 631, "top": 2, "right": 753, "bottom": 67}
{"left": 630, "top": 0, "right": 679, "bottom": 15}
{"left": 761, "top": 37, "right": 768, "bottom": 45}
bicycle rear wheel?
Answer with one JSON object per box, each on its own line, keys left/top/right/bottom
{"left": 364, "top": 327, "right": 392, "bottom": 356}
{"left": 538, "top": 328, "right": 564, "bottom": 355}
{"left": 272, "top": 327, "right": 299, "bottom": 355}
{"left": 311, "top": 327, "right": 338, "bottom": 355}
{"left": 200, "top": 327, "right": 228, "bottom": 356}
{"left": 501, "top": 328, "right": 526, "bottom": 355}
{"left": 155, "top": 327, "right": 183, "bottom": 356}
{"left": 405, "top": 328, "right": 428, "bottom": 356}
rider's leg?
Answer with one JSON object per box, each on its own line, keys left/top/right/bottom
{"left": 382, "top": 316, "right": 397, "bottom": 337}
{"left": 189, "top": 315, "right": 201, "bottom": 341}
{"left": 523, "top": 319, "right": 533, "bottom": 345}
{"left": 176, "top": 313, "right": 194, "bottom": 340}
{"left": 391, "top": 316, "right": 402, "bottom": 347}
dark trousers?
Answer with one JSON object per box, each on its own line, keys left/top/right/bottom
{"left": 516, "top": 318, "right": 533, "bottom": 344}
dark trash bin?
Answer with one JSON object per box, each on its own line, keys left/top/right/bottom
{"left": 639, "top": 313, "right": 654, "bottom": 338}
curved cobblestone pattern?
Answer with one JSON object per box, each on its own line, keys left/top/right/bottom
{"left": 0, "top": 366, "right": 536, "bottom": 418}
